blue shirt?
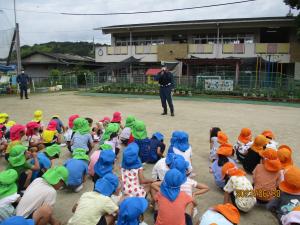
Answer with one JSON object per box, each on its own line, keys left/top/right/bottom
{"left": 64, "top": 159, "right": 88, "bottom": 186}
{"left": 71, "top": 133, "right": 93, "bottom": 152}
{"left": 211, "top": 157, "right": 236, "bottom": 189}
{"left": 53, "top": 118, "right": 64, "bottom": 133}
{"left": 31, "top": 152, "right": 51, "bottom": 180}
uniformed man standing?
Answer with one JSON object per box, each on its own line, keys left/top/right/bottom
{"left": 155, "top": 66, "right": 175, "bottom": 116}
{"left": 16, "top": 69, "right": 30, "bottom": 100}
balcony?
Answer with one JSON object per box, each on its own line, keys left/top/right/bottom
{"left": 95, "top": 43, "right": 291, "bottom": 63}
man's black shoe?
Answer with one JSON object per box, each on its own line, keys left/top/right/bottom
{"left": 171, "top": 112, "right": 175, "bottom": 117}
{"left": 161, "top": 112, "right": 167, "bottom": 115}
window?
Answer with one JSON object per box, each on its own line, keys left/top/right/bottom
{"left": 115, "top": 36, "right": 164, "bottom": 46}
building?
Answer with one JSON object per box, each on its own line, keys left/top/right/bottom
{"left": 95, "top": 16, "right": 300, "bottom": 83}
{"left": 22, "top": 51, "right": 102, "bottom": 78}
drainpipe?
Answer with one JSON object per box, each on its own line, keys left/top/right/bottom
{"left": 129, "top": 30, "right": 133, "bottom": 83}
{"left": 216, "top": 23, "right": 220, "bottom": 58}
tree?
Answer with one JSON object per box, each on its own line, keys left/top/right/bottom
{"left": 284, "top": 0, "right": 300, "bottom": 39}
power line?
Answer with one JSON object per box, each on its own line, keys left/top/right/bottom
{"left": 0, "top": 0, "right": 256, "bottom": 16}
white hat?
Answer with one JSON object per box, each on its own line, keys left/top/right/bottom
{"left": 120, "top": 127, "right": 131, "bottom": 140}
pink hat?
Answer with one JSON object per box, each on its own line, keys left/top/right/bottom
{"left": 68, "top": 114, "right": 80, "bottom": 129}
{"left": 47, "top": 120, "right": 57, "bottom": 131}
{"left": 100, "top": 116, "right": 111, "bottom": 123}
{"left": 111, "top": 112, "right": 122, "bottom": 123}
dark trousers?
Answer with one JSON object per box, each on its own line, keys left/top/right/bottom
{"left": 159, "top": 86, "right": 174, "bottom": 113}
{"left": 20, "top": 85, "right": 28, "bottom": 99}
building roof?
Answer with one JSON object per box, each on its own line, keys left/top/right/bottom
{"left": 97, "top": 16, "right": 296, "bottom": 34}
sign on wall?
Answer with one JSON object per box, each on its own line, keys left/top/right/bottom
{"left": 204, "top": 79, "right": 234, "bottom": 91}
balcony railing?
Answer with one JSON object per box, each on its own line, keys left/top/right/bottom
{"left": 255, "top": 43, "right": 290, "bottom": 54}
{"left": 222, "top": 44, "right": 245, "bottom": 54}
{"left": 135, "top": 45, "right": 157, "bottom": 54}
{"left": 188, "top": 44, "right": 214, "bottom": 54}
{"left": 107, "top": 46, "right": 128, "bottom": 55}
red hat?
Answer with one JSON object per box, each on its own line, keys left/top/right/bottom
{"left": 68, "top": 114, "right": 80, "bottom": 129}
{"left": 47, "top": 120, "right": 57, "bottom": 131}
{"left": 100, "top": 116, "right": 111, "bottom": 123}
{"left": 111, "top": 112, "right": 122, "bottom": 123}
{"left": 10, "top": 124, "right": 26, "bottom": 141}
{"left": 26, "top": 121, "right": 40, "bottom": 137}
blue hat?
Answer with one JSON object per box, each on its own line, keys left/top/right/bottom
{"left": 170, "top": 155, "right": 189, "bottom": 181}
{"left": 117, "top": 197, "right": 148, "bottom": 225}
{"left": 173, "top": 131, "right": 190, "bottom": 152}
{"left": 165, "top": 153, "right": 176, "bottom": 166}
{"left": 94, "top": 150, "right": 116, "bottom": 177}
{"left": 94, "top": 173, "right": 119, "bottom": 197}
{"left": 168, "top": 131, "right": 181, "bottom": 154}
{"left": 160, "top": 169, "right": 186, "bottom": 202}
{"left": 152, "top": 132, "right": 164, "bottom": 142}
{"left": 1, "top": 216, "right": 34, "bottom": 225}
{"left": 122, "top": 143, "right": 142, "bottom": 170}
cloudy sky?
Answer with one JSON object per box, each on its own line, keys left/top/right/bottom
{"left": 0, "top": 0, "right": 298, "bottom": 49}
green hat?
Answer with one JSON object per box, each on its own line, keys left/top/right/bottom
{"left": 100, "top": 144, "right": 113, "bottom": 151}
{"left": 8, "top": 145, "right": 27, "bottom": 167}
{"left": 45, "top": 144, "right": 61, "bottom": 157}
{"left": 42, "top": 166, "right": 69, "bottom": 185}
{"left": 73, "top": 118, "right": 90, "bottom": 135}
{"left": 72, "top": 148, "right": 90, "bottom": 161}
{"left": 132, "top": 120, "right": 147, "bottom": 140}
{"left": 125, "top": 115, "right": 136, "bottom": 129}
{"left": 0, "top": 169, "right": 18, "bottom": 199}
{"left": 102, "top": 123, "right": 120, "bottom": 141}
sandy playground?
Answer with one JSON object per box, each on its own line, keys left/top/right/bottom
{"left": 0, "top": 91, "right": 300, "bottom": 225}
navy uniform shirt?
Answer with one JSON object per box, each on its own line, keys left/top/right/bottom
{"left": 155, "top": 71, "right": 174, "bottom": 88}
{"left": 16, "top": 73, "right": 30, "bottom": 87}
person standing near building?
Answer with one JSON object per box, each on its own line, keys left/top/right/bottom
{"left": 16, "top": 69, "right": 30, "bottom": 100}
{"left": 155, "top": 66, "right": 175, "bottom": 116}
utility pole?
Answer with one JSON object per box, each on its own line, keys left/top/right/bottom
{"left": 14, "top": 0, "right": 22, "bottom": 74}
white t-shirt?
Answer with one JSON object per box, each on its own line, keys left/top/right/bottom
{"left": 266, "top": 140, "right": 279, "bottom": 151}
{"left": 0, "top": 193, "right": 20, "bottom": 208}
{"left": 180, "top": 178, "right": 198, "bottom": 196}
{"left": 16, "top": 178, "right": 56, "bottom": 218}
{"left": 234, "top": 140, "right": 253, "bottom": 155}
{"left": 152, "top": 158, "right": 169, "bottom": 181}
{"left": 210, "top": 137, "right": 220, "bottom": 161}
{"left": 67, "top": 192, "right": 118, "bottom": 225}
{"left": 199, "top": 209, "right": 233, "bottom": 225}
{"left": 105, "top": 137, "right": 120, "bottom": 153}
{"left": 64, "top": 128, "right": 73, "bottom": 142}
{"left": 173, "top": 146, "right": 192, "bottom": 170}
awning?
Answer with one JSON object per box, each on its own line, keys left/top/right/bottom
{"left": 145, "top": 68, "right": 161, "bottom": 76}
{"left": 0, "top": 64, "right": 16, "bottom": 72}
{"left": 177, "top": 56, "right": 241, "bottom": 66}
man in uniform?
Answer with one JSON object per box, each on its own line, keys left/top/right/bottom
{"left": 155, "top": 66, "right": 175, "bottom": 116}
{"left": 16, "top": 69, "right": 30, "bottom": 100}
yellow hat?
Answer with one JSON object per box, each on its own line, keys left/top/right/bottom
{"left": 0, "top": 113, "right": 9, "bottom": 124}
{"left": 6, "top": 120, "right": 16, "bottom": 128}
{"left": 33, "top": 110, "right": 43, "bottom": 122}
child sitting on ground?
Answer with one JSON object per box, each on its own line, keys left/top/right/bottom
{"left": 93, "top": 148, "right": 116, "bottom": 184}
{"left": 67, "top": 173, "right": 119, "bottom": 225}
{"left": 32, "top": 110, "right": 44, "bottom": 131}
{"left": 267, "top": 166, "right": 300, "bottom": 223}
{"left": 209, "top": 127, "right": 221, "bottom": 162}
{"left": 71, "top": 118, "right": 94, "bottom": 153}
{"left": 198, "top": 203, "right": 240, "bottom": 225}
{"left": 51, "top": 115, "right": 65, "bottom": 134}
{"left": 26, "top": 121, "right": 43, "bottom": 152}
{"left": 31, "top": 144, "right": 61, "bottom": 181}
{"left": 5, "top": 124, "right": 26, "bottom": 160}
{"left": 111, "top": 111, "right": 124, "bottom": 129}
{"left": 222, "top": 162, "right": 256, "bottom": 212}
{"left": 242, "top": 134, "right": 269, "bottom": 174}
{"left": 7, "top": 145, "right": 40, "bottom": 191}
{"left": 277, "top": 145, "right": 294, "bottom": 181}
{"left": 234, "top": 128, "right": 253, "bottom": 163}
{"left": 65, "top": 148, "right": 89, "bottom": 193}
{"left": 0, "top": 169, "right": 20, "bottom": 222}
{"left": 92, "top": 121, "right": 104, "bottom": 142}
{"left": 65, "top": 114, "right": 80, "bottom": 152}
{"left": 262, "top": 130, "right": 278, "bottom": 150}
{"left": 152, "top": 153, "right": 176, "bottom": 181}
{"left": 42, "top": 120, "right": 61, "bottom": 147}
{"left": 0, "top": 125, "right": 7, "bottom": 157}
{"left": 155, "top": 169, "right": 194, "bottom": 225}
{"left": 121, "top": 143, "right": 153, "bottom": 197}
{"left": 88, "top": 144, "right": 113, "bottom": 177}
{"left": 147, "top": 132, "right": 166, "bottom": 164}
{"left": 119, "top": 127, "right": 131, "bottom": 146}
{"left": 132, "top": 120, "right": 151, "bottom": 163}
{"left": 117, "top": 197, "right": 148, "bottom": 225}
{"left": 212, "top": 142, "right": 236, "bottom": 189}
{"left": 252, "top": 149, "right": 281, "bottom": 203}
{"left": 102, "top": 123, "right": 121, "bottom": 155}
{"left": 16, "top": 166, "right": 68, "bottom": 224}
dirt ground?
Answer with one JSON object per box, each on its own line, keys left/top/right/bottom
{"left": 1, "top": 91, "right": 300, "bottom": 225}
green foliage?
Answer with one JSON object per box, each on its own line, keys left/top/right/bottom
{"left": 21, "top": 41, "right": 95, "bottom": 58}
{"left": 284, "top": 0, "right": 300, "bottom": 39}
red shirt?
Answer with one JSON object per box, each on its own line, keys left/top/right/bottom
{"left": 155, "top": 191, "right": 193, "bottom": 225}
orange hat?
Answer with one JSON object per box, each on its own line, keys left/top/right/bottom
{"left": 279, "top": 167, "right": 300, "bottom": 194}
{"left": 238, "top": 128, "right": 252, "bottom": 144}
{"left": 222, "top": 162, "right": 245, "bottom": 178}
{"left": 217, "top": 143, "right": 233, "bottom": 157}
{"left": 214, "top": 203, "right": 240, "bottom": 224}
{"left": 251, "top": 135, "right": 269, "bottom": 154}
{"left": 262, "top": 130, "right": 275, "bottom": 139}
{"left": 261, "top": 148, "right": 282, "bottom": 172}
{"left": 278, "top": 145, "right": 293, "bottom": 169}
{"left": 217, "top": 131, "right": 228, "bottom": 144}
{"left": 293, "top": 206, "right": 300, "bottom": 211}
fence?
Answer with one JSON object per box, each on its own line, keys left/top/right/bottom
{"left": 30, "top": 71, "right": 300, "bottom": 99}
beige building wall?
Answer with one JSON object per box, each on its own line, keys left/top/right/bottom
{"left": 157, "top": 44, "right": 188, "bottom": 61}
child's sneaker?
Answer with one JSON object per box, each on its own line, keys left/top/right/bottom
{"left": 74, "top": 184, "right": 83, "bottom": 193}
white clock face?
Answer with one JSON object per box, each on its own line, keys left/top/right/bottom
{"left": 98, "top": 48, "right": 103, "bottom": 56}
